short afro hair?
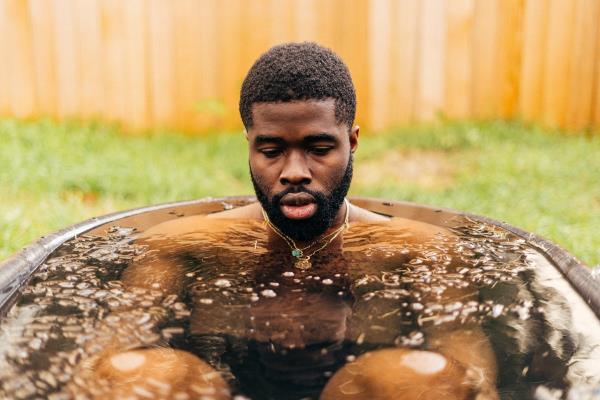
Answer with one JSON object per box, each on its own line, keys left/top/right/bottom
{"left": 239, "top": 42, "right": 356, "bottom": 129}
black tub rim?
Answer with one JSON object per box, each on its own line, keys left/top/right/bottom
{"left": 1, "top": 196, "right": 598, "bottom": 318}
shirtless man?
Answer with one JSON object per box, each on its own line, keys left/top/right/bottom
{"left": 76, "top": 43, "right": 498, "bottom": 399}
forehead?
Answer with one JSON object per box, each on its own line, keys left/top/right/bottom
{"left": 249, "top": 99, "right": 339, "bottom": 131}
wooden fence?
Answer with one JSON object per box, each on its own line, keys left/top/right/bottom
{"left": 0, "top": 0, "right": 599, "bottom": 134}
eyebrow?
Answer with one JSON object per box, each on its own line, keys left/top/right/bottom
{"left": 303, "top": 133, "right": 338, "bottom": 144}
{"left": 254, "top": 133, "right": 338, "bottom": 146}
{"left": 254, "top": 135, "right": 286, "bottom": 146}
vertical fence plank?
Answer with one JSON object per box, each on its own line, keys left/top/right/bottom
{"left": 315, "top": 0, "right": 336, "bottom": 47}
{"left": 565, "top": 0, "right": 600, "bottom": 132}
{"left": 268, "top": 0, "right": 294, "bottom": 43}
{"left": 344, "top": 0, "right": 370, "bottom": 129}
{"left": 53, "top": 0, "right": 81, "bottom": 119}
{"left": 74, "top": 0, "right": 104, "bottom": 120}
{"left": 332, "top": 1, "right": 352, "bottom": 65}
{"left": 293, "top": 0, "right": 319, "bottom": 42}
{"left": 0, "top": 1, "right": 8, "bottom": 115}
{"left": 0, "top": 1, "right": 7, "bottom": 115}
{"left": 593, "top": 8, "right": 600, "bottom": 132}
{"left": 28, "top": 0, "right": 58, "bottom": 118}
{"left": 444, "top": 0, "right": 474, "bottom": 119}
{"left": 368, "top": 0, "right": 393, "bottom": 131}
{"left": 243, "top": 0, "right": 270, "bottom": 67}
{"left": 471, "top": 0, "right": 498, "bottom": 118}
{"left": 495, "top": 0, "right": 524, "bottom": 118}
{"left": 415, "top": 0, "right": 446, "bottom": 121}
{"left": 389, "top": 0, "right": 419, "bottom": 125}
{"left": 172, "top": 0, "right": 205, "bottom": 132}
{"left": 147, "top": 0, "right": 174, "bottom": 130}
{"left": 121, "top": 0, "right": 149, "bottom": 131}
{"left": 196, "top": 0, "right": 221, "bottom": 131}
{"left": 519, "top": 0, "right": 548, "bottom": 122}
{"left": 101, "top": 0, "right": 127, "bottom": 125}
{"left": 5, "top": 0, "right": 37, "bottom": 118}
{"left": 542, "top": 0, "right": 576, "bottom": 128}
{"left": 217, "top": 0, "right": 244, "bottom": 130}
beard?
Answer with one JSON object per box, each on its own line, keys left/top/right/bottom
{"left": 251, "top": 156, "right": 353, "bottom": 242}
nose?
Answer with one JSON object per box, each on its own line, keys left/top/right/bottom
{"left": 280, "top": 151, "right": 311, "bottom": 186}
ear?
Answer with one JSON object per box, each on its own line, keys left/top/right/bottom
{"left": 349, "top": 125, "right": 359, "bottom": 153}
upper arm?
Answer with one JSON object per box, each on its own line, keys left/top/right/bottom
{"left": 122, "top": 216, "right": 218, "bottom": 295}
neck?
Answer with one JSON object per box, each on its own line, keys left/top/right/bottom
{"left": 264, "top": 199, "right": 350, "bottom": 246}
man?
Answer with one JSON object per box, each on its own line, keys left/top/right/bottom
{"left": 73, "top": 43, "right": 498, "bottom": 399}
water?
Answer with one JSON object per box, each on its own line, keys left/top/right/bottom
{"left": 1, "top": 203, "right": 599, "bottom": 400}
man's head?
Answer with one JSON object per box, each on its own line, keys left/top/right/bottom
{"left": 239, "top": 42, "right": 356, "bottom": 130}
{"left": 240, "top": 42, "right": 359, "bottom": 242}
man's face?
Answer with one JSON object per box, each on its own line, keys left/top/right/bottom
{"left": 246, "top": 99, "right": 359, "bottom": 242}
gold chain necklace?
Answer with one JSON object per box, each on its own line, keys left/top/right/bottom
{"left": 262, "top": 199, "right": 350, "bottom": 270}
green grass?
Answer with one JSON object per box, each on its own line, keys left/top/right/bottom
{"left": 1, "top": 118, "right": 598, "bottom": 267}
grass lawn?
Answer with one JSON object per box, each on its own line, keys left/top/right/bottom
{"left": 1, "top": 118, "right": 598, "bottom": 267}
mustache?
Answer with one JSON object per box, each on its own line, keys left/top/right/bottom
{"left": 271, "top": 186, "right": 325, "bottom": 205}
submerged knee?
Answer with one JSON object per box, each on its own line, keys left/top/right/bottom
{"left": 85, "top": 348, "right": 231, "bottom": 399}
{"left": 321, "top": 348, "right": 480, "bottom": 400}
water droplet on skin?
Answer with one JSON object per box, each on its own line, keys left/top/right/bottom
{"left": 322, "top": 279, "right": 333, "bottom": 285}
{"left": 146, "top": 377, "right": 171, "bottom": 393}
{"left": 356, "top": 333, "right": 366, "bottom": 345}
{"left": 199, "top": 298, "right": 214, "bottom": 305}
{"left": 260, "top": 289, "right": 277, "bottom": 298}
{"left": 282, "top": 271, "right": 294, "bottom": 277}
{"left": 339, "top": 379, "right": 365, "bottom": 395}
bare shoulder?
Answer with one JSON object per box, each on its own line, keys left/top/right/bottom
{"left": 349, "top": 203, "right": 391, "bottom": 222}
{"left": 350, "top": 204, "right": 455, "bottom": 242}
{"left": 394, "top": 216, "right": 452, "bottom": 234}
{"left": 205, "top": 202, "right": 263, "bottom": 220}
{"left": 138, "top": 214, "right": 242, "bottom": 240}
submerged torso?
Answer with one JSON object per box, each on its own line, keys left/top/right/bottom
{"left": 126, "top": 217, "right": 499, "bottom": 398}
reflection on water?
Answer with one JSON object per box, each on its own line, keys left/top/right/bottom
{"left": 1, "top": 211, "right": 599, "bottom": 399}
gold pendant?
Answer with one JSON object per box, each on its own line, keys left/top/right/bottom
{"left": 294, "top": 258, "right": 312, "bottom": 270}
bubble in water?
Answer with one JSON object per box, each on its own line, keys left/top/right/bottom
{"left": 260, "top": 289, "right": 277, "bottom": 298}
{"left": 492, "top": 304, "right": 504, "bottom": 318}
{"left": 213, "top": 279, "right": 231, "bottom": 288}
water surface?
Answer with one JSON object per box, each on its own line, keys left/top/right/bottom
{"left": 1, "top": 201, "right": 599, "bottom": 399}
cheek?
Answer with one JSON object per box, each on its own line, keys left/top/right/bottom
{"left": 319, "top": 155, "right": 349, "bottom": 182}
{"left": 250, "top": 159, "right": 276, "bottom": 186}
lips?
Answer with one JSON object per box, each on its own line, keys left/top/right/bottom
{"left": 279, "top": 193, "right": 317, "bottom": 220}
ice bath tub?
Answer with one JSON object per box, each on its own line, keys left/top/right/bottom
{"left": 0, "top": 196, "right": 599, "bottom": 399}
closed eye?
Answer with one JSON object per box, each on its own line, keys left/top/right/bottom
{"left": 260, "top": 148, "right": 282, "bottom": 158}
{"left": 310, "top": 146, "right": 333, "bottom": 156}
